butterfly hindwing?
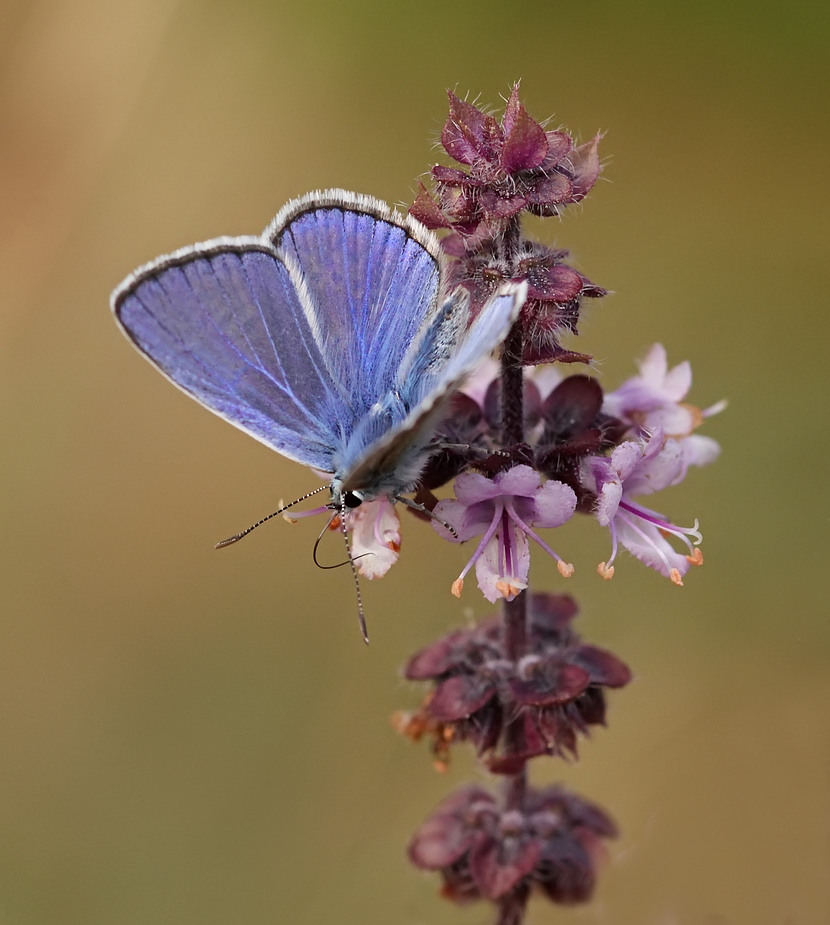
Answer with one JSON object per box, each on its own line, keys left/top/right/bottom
{"left": 341, "top": 283, "right": 526, "bottom": 495}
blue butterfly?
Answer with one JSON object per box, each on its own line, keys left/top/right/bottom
{"left": 112, "top": 190, "right": 525, "bottom": 631}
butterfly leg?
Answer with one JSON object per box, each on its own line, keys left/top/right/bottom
{"left": 397, "top": 496, "right": 458, "bottom": 539}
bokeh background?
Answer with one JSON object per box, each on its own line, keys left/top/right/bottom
{"left": 2, "top": 1, "right": 828, "bottom": 923}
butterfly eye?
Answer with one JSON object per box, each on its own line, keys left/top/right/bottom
{"left": 343, "top": 491, "right": 364, "bottom": 509}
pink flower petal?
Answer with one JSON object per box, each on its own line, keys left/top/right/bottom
{"left": 433, "top": 498, "right": 490, "bottom": 542}
{"left": 454, "top": 470, "right": 505, "bottom": 503}
{"left": 596, "top": 479, "right": 623, "bottom": 526}
{"left": 476, "top": 526, "right": 530, "bottom": 603}
{"left": 530, "top": 480, "right": 577, "bottom": 528}
{"left": 624, "top": 436, "right": 685, "bottom": 496}
{"left": 494, "top": 464, "right": 542, "bottom": 497}
{"left": 609, "top": 440, "right": 646, "bottom": 481}
{"left": 681, "top": 434, "right": 721, "bottom": 467}
{"left": 616, "top": 517, "right": 692, "bottom": 581}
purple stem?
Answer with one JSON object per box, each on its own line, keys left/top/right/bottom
{"left": 495, "top": 884, "right": 531, "bottom": 925}
{"left": 499, "top": 217, "right": 529, "bottom": 824}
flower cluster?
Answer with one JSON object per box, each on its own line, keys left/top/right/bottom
{"left": 396, "top": 593, "right": 630, "bottom": 772}
{"left": 431, "top": 466, "right": 576, "bottom": 604}
{"left": 337, "top": 341, "right": 721, "bottom": 597}
{"left": 408, "top": 347, "right": 720, "bottom": 600}
{"left": 409, "top": 85, "right": 607, "bottom": 365}
{"left": 393, "top": 88, "right": 721, "bottom": 924}
{"left": 603, "top": 341, "right": 725, "bottom": 468}
{"left": 334, "top": 84, "right": 728, "bottom": 925}
{"left": 408, "top": 783, "right": 617, "bottom": 908}
{"left": 585, "top": 342, "right": 723, "bottom": 584}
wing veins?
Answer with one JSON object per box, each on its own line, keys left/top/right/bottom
{"left": 232, "top": 253, "right": 343, "bottom": 431}
{"left": 276, "top": 243, "right": 354, "bottom": 436}
{"left": 158, "top": 263, "right": 329, "bottom": 439}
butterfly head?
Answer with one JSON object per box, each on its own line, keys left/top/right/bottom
{"left": 330, "top": 480, "right": 366, "bottom": 511}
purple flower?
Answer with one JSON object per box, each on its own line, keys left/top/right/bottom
{"left": 582, "top": 429, "right": 704, "bottom": 585}
{"left": 397, "top": 593, "right": 631, "bottom": 771}
{"left": 603, "top": 343, "right": 725, "bottom": 468}
{"left": 531, "top": 373, "right": 628, "bottom": 504}
{"left": 408, "top": 782, "right": 617, "bottom": 907}
{"left": 440, "top": 239, "right": 606, "bottom": 366}
{"left": 409, "top": 85, "right": 607, "bottom": 365}
{"left": 410, "top": 85, "right": 598, "bottom": 240}
{"left": 433, "top": 466, "right": 576, "bottom": 602}
{"left": 416, "top": 364, "right": 626, "bottom": 509}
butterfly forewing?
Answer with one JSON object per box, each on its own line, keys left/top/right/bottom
{"left": 273, "top": 192, "right": 442, "bottom": 415}
{"left": 113, "top": 243, "right": 346, "bottom": 473}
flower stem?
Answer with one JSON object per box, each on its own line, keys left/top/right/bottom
{"left": 502, "top": 595, "right": 527, "bottom": 664}
{"left": 499, "top": 215, "right": 529, "bottom": 832}
{"left": 499, "top": 216, "right": 524, "bottom": 449}
{"left": 499, "top": 216, "right": 528, "bottom": 662}
{"left": 504, "top": 758, "right": 527, "bottom": 808}
{"left": 501, "top": 324, "right": 524, "bottom": 446}
{"left": 495, "top": 884, "right": 530, "bottom": 925}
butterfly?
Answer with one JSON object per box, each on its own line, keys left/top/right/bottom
{"left": 112, "top": 189, "right": 525, "bottom": 635}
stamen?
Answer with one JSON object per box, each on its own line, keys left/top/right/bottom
{"left": 603, "top": 522, "right": 620, "bottom": 572}
{"left": 703, "top": 398, "right": 729, "bottom": 418}
{"left": 337, "top": 501, "right": 369, "bottom": 644}
{"left": 687, "top": 547, "right": 704, "bottom": 566}
{"left": 619, "top": 500, "right": 702, "bottom": 547}
{"left": 450, "top": 500, "right": 506, "bottom": 594}
{"left": 504, "top": 500, "right": 572, "bottom": 572}
{"left": 496, "top": 578, "right": 526, "bottom": 599}
{"left": 618, "top": 511, "right": 677, "bottom": 574}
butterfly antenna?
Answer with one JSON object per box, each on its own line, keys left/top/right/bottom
{"left": 215, "top": 485, "right": 329, "bottom": 548}
{"left": 309, "top": 508, "right": 369, "bottom": 642}
{"left": 341, "top": 505, "right": 369, "bottom": 645}
{"left": 397, "top": 496, "right": 458, "bottom": 539}
{"left": 311, "top": 509, "right": 343, "bottom": 567}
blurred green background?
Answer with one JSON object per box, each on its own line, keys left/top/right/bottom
{"left": 2, "top": 0, "right": 828, "bottom": 922}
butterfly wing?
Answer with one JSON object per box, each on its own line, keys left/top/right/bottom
{"left": 112, "top": 191, "right": 443, "bottom": 478}
{"left": 112, "top": 239, "right": 350, "bottom": 472}
{"left": 269, "top": 190, "right": 443, "bottom": 424}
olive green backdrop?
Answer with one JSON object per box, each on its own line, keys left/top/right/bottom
{"left": 2, "top": 0, "right": 827, "bottom": 922}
